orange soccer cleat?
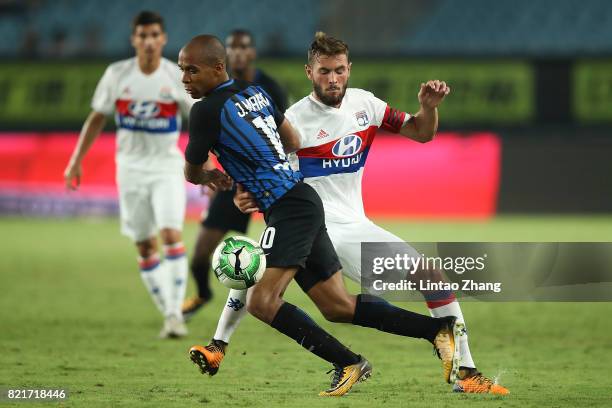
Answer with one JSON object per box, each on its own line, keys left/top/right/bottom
{"left": 189, "top": 341, "right": 226, "bottom": 376}
{"left": 453, "top": 368, "right": 509, "bottom": 395}
{"left": 319, "top": 357, "right": 372, "bottom": 397}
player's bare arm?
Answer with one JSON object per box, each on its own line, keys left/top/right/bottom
{"left": 64, "top": 111, "right": 107, "bottom": 190}
{"left": 400, "top": 80, "right": 451, "bottom": 143}
{"left": 184, "top": 161, "right": 233, "bottom": 191}
{"left": 277, "top": 118, "right": 301, "bottom": 153}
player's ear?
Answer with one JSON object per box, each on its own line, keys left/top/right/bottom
{"left": 161, "top": 32, "right": 168, "bottom": 47}
{"left": 215, "top": 61, "right": 225, "bottom": 73}
{"left": 305, "top": 64, "right": 313, "bottom": 80}
{"left": 347, "top": 61, "right": 352, "bottom": 77}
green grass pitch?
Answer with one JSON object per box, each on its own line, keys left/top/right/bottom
{"left": 1, "top": 216, "right": 612, "bottom": 407}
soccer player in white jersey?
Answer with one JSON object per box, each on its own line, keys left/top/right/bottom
{"left": 195, "top": 32, "right": 508, "bottom": 395}
{"left": 63, "top": 11, "right": 194, "bottom": 338}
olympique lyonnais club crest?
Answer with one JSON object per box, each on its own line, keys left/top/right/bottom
{"left": 160, "top": 86, "right": 173, "bottom": 101}
{"left": 355, "top": 110, "right": 369, "bottom": 126}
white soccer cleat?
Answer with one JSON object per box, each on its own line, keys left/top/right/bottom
{"left": 159, "top": 315, "right": 188, "bottom": 339}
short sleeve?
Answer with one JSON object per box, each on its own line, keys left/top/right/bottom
{"left": 367, "top": 91, "right": 390, "bottom": 127}
{"left": 185, "top": 101, "right": 220, "bottom": 165}
{"left": 284, "top": 108, "right": 305, "bottom": 147}
{"left": 91, "top": 66, "right": 116, "bottom": 116}
{"left": 368, "top": 91, "right": 410, "bottom": 134}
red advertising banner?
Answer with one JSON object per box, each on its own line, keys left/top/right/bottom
{"left": 363, "top": 132, "right": 500, "bottom": 218}
{"left": 0, "top": 132, "right": 500, "bottom": 218}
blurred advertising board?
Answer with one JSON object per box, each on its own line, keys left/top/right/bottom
{"left": 573, "top": 60, "right": 612, "bottom": 123}
{"left": 0, "top": 60, "right": 533, "bottom": 126}
{"left": 262, "top": 59, "right": 534, "bottom": 125}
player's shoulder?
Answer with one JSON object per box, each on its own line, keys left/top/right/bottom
{"left": 159, "top": 57, "right": 181, "bottom": 75}
{"left": 345, "top": 88, "right": 377, "bottom": 101}
{"left": 191, "top": 98, "right": 215, "bottom": 115}
{"left": 105, "top": 57, "right": 137, "bottom": 77}
{"left": 191, "top": 90, "right": 229, "bottom": 119}
{"left": 233, "top": 78, "right": 253, "bottom": 91}
{"left": 255, "top": 69, "right": 281, "bottom": 88}
{"left": 285, "top": 94, "right": 312, "bottom": 116}
{"left": 345, "top": 88, "right": 387, "bottom": 115}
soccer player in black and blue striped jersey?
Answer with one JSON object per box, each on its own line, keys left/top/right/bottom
{"left": 182, "top": 29, "right": 289, "bottom": 320}
{"left": 179, "top": 35, "right": 459, "bottom": 397}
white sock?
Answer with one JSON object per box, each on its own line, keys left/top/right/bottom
{"left": 429, "top": 300, "right": 476, "bottom": 369}
{"left": 213, "top": 289, "right": 249, "bottom": 344}
{"left": 138, "top": 253, "right": 167, "bottom": 316}
{"left": 163, "top": 242, "right": 188, "bottom": 320}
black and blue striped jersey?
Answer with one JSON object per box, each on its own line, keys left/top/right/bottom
{"left": 185, "top": 79, "right": 302, "bottom": 210}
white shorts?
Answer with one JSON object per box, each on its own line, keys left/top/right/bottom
{"left": 116, "top": 169, "right": 186, "bottom": 242}
{"left": 326, "top": 219, "right": 421, "bottom": 284}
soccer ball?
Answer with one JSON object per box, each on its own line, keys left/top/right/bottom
{"left": 212, "top": 236, "right": 266, "bottom": 289}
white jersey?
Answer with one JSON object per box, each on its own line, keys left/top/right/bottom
{"left": 91, "top": 57, "right": 194, "bottom": 173}
{"left": 286, "top": 88, "right": 409, "bottom": 223}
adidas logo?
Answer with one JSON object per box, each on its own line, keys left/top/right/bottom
{"left": 317, "top": 129, "right": 330, "bottom": 139}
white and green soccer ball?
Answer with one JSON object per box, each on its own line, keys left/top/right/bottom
{"left": 212, "top": 236, "right": 266, "bottom": 289}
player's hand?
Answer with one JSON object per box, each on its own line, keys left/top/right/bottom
{"left": 418, "top": 80, "right": 451, "bottom": 110}
{"left": 233, "top": 183, "right": 259, "bottom": 214}
{"left": 64, "top": 162, "right": 82, "bottom": 191}
{"left": 202, "top": 169, "right": 233, "bottom": 191}
{"left": 200, "top": 185, "right": 217, "bottom": 199}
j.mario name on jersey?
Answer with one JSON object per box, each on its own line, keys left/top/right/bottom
{"left": 235, "top": 92, "right": 271, "bottom": 118}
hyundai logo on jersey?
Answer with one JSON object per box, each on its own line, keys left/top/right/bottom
{"left": 116, "top": 99, "right": 178, "bottom": 133}
{"left": 297, "top": 128, "right": 376, "bottom": 177}
{"left": 128, "top": 101, "right": 160, "bottom": 119}
{"left": 332, "top": 135, "right": 363, "bottom": 158}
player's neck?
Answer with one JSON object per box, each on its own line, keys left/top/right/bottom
{"left": 231, "top": 66, "right": 256, "bottom": 82}
{"left": 208, "top": 73, "right": 231, "bottom": 94}
{"left": 137, "top": 55, "right": 161, "bottom": 75}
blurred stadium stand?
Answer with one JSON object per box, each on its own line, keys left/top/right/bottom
{"left": 1, "top": 0, "right": 611, "bottom": 57}
{"left": 0, "top": 0, "right": 320, "bottom": 57}
{"left": 402, "top": 0, "right": 612, "bottom": 56}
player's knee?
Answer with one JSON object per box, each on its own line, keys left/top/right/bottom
{"left": 321, "top": 296, "right": 356, "bottom": 323}
{"left": 160, "top": 228, "right": 182, "bottom": 245}
{"left": 246, "top": 288, "right": 279, "bottom": 323}
{"left": 135, "top": 237, "right": 157, "bottom": 258}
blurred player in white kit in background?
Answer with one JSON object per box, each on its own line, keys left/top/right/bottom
{"left": 63, "top": 11, "right": 194, "bottom": 338}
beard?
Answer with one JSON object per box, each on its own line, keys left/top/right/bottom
{"left": 313, "top": 80, "right": 348, "bottom": 107}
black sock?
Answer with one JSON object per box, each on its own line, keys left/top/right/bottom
{"left": 191, "top": 259, "right": 212, "bottom": 300}
{"left": 211, "top": 338, "right": 227, "bottom": 353}
{"left": 352, "top": 294, "right": 442, "bottom": 343}
{"left": 271, "top": 302, "right": 360, "bottom": 367}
